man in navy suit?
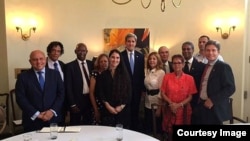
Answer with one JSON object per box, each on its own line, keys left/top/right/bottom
{"left": 181, "top": 41, "right": 205, "bottom": 124}
{"left": 195, "top": 40, "right": 235, "bottom": 124}
{"left": 121, "top": 33, "right": 145, "bottom": 131}
{"left": 45, "top": 41, "right": 65, "bottom": 80}
{"left": 45, "top": 41, "right": 67, "bottom": 125}
{"left": 65, "top": 43, "right": 93, "bottom": 125}
{"left": 15, "top": 50, "right": 65, "bottom": 132}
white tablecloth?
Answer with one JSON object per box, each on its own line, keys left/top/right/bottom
{"left": 2, "top": 125, "right": 159, "bottom": 141}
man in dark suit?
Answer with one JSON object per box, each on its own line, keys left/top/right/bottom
{"left": 15, "top": 50, "right": 64, "bottom": 132}
{"left": 195, "top": 40, "right": 235, "bottom": 124}
{"left": 65, "top": 43, "right": 93, "bottom": 125}
{"left": 181, "top": 41, "right": 205, "bottom": 124}
{"left": 45, "top": 41, "right": 65, "bottom": 80}
{"left": 45, "top": 41, "right": 67, "bottom": 125}
{"left": 158, "top": 46, "right": 173, "bottom": 73}
{"left": 121, "top": 33, "right": 145, "bottom": 131}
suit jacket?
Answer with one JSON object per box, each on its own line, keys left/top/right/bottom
{"left": 163, "top": 61, "right": 174, "bottom": 73}
{"left": 64, "top": 59, "right": 93, "bottom": 110}
{"left": 206, "top": 60, "right": 235, "bottom": 122}
{"left": 46, "top": 59, "right": 65, "bottom": 72}
{"left": 183, "top": 58, "right": 205, "bottom": 108}
{"left": 121, "top": 50, "right": 145, "bottom": 102}
{"left": 15, "top": 68, "right": 64, "bottom": 131}
{"left": 46, "top": 59, "right": 65, "bottom": 79}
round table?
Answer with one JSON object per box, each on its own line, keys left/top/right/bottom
{"left": 2, "top": 125, "right": 159, "bottom": 141}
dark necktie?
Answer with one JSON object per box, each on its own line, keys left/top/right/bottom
{"left": 184, "top": 61, "right": 189, "bottom": 73}
{"left": 54, "top": 62, "right": 59, "bottom": 71}
{"left": 37, "top": 71, "right": 45, "bottom": 90}
{"left": 82, "top": 62, "right": 90, "bottom": 87}
{"left": 130, "top": 52, "right": 134, "bottom": 74}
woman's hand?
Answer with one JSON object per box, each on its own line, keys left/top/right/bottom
{"left": 105, "top": 102, "right": 118, "bottom": 114}
{"left": 93, "top": 109, "right": 101, "bottom": 122}
{"left": 169, "top": 102, "right": 182, "bottom": 113}
{"left": 115, "top": 106, "right": 123, "bottom": 113}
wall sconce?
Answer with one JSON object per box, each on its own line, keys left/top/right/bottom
{"left": 16, "top": 26, "right": 36, "bottom": 41}
{"left": 216, "top": 25, "right": 236, "bottom": 39}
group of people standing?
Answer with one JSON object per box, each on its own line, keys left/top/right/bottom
{"left": 15, "top": 33, "right": 145, "bottom": 133}
{"left": 15, "top": 33, "right": 236, "bottom": 141}
{"left": 144, "top": 35, "right": 235, "bottom": 141}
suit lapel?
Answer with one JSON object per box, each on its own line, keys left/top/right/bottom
{"left": 122, "top": 51, "right": 132, "bottom": 75}
{"left": 207, "top": 61, "right": 219, "bottom": 80}
{"left": 30, "top": 69, "right": 43, "bottom": 92}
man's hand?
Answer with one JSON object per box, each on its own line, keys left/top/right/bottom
{"left": 37, "top": 112, "right": 46, "bottom": 120}
{"left": 71, "top": 105, "right": 81, "bottom": 113}
{"left": 41, "top": 110, "right": 54, "bottom": 121}
{"left": 204, "top": 98, "right": 214, "bottom": 109}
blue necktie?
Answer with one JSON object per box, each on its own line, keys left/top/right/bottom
{"left": 54, "top": 62, "right": 59, "bottom": 71}
{"left": 37, "top": 71, "right": 45, "bottom": 90}
{"left": 130, "top": 52, "right": 134, "bottom": 74}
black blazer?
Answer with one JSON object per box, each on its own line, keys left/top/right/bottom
{"left": 121, "top": 50, "right": 145, "bottom": 95}
{"left": 15, "top": 68, "right": 65, "bottom": 131}
{"left": 165, "top": 61, "right": 174, "bottom": 73}
{"left": 46, "top": 59, "right": 65, "bottom": 80}
{"left": 64, "top": 59, "right": 93, "bottom": 110}
{"left": 184, "top": 58, "right": 205, "bottom": 108}
{"left": 46, "top": 59, "right": 65, "bottom": 72}
{"left": 206, "top": 60, "right": 235, "bottom": 122}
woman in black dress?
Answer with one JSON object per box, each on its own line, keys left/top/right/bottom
{"left": 89, "top": 53, "right": 109, "bottom": 124}
{"left": 98, "top": 49, "right": 132, "bottom": 128}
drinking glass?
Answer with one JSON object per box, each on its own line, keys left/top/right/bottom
{"left": 23, "top": 133, "right": 32, "bottom": 141}
{"left": 50, "top": 123, "right": 58, "bottom": 139}
{"left": 115, "top": 124, "right": 123, "bottom": 141}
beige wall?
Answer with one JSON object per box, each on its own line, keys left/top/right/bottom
{"left": 0, "top": 0, "right": 8, "bottom": 93}
{"left": 2, "top": 0, "right": 248, "bottom": 119}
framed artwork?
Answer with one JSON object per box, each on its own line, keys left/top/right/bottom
{"left": 104, "top": 28, "right": 150, "bottom": 54}
{"left": 15, "top": 68, "right": 29, "bottom": 79}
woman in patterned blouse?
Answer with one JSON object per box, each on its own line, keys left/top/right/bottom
{"left": 89, "top": 53, "right": 109, "bottom": 124}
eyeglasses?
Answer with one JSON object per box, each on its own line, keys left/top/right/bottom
{"left": 173, "top": 62, "right": 183, "bottom": 65}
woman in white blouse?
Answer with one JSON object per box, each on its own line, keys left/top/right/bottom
{"left": 144, "top": 52, "right": 165, "bottom": 134}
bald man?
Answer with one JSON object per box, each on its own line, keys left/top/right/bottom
{"left": 15, "top": 50, "right": 65, "bottom": 132}
{"left": 158, "top": 46, "right": 173, "bottom": 73}
{"left": 65, "top": 43, "right": 94, "bottom": 125}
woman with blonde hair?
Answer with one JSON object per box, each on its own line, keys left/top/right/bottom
{"left": 144, "top": 52, "right": 165, "bottom": 134}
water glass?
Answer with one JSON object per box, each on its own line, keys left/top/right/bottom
{"left": 23, "top": 133, "right": 32, "bottom": 141}
{"left": 115, "top": 124, "right": 123, "bottom": 141}
{"left": 50, "top": 123, "right": 58, "bottom": 139}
